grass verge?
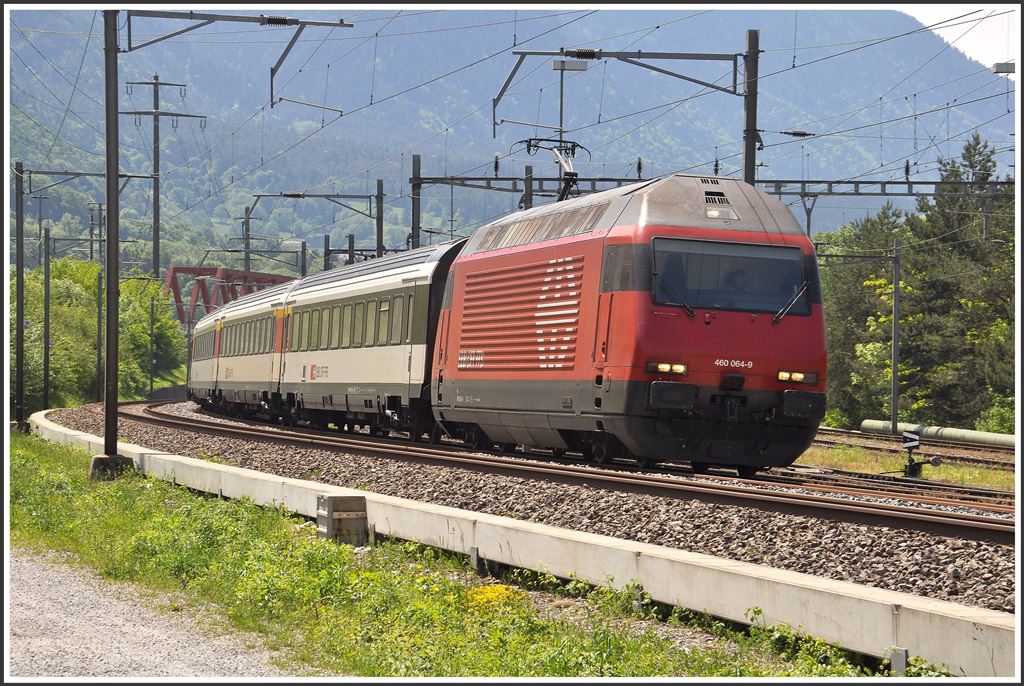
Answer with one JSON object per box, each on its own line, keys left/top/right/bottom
{"left": 798, "top": 445, "right": 1014, "bottom": 491}
{"left": 10, "top": 432, "right": 947, "bottom": 677}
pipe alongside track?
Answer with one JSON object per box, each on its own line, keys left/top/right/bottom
{"left": 858, "top": 420, "right": 1016, "bottom": 450}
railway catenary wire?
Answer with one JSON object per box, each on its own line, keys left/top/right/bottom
{"left": 110, "top": 401, "right": 1014, "bottom": 545}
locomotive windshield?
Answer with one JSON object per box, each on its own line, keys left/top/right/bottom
{"left": 652, "top": 238, "right": 810, "bottom": 316}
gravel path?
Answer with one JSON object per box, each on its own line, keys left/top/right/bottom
{"left": 48, "top": 403, "right": 1016, "bottom": 614}
{"left": 7, "top": 549, "right": 292, "bottom": 678}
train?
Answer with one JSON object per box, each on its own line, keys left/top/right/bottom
{"left": 188, "top": 173, "right": 827, "bottom": 476}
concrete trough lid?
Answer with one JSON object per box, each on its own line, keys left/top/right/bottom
{"left": 29, "top": 410, "right": 1016, "bottom": 677}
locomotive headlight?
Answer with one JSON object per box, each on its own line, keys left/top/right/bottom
{"left": 648, "top": 361, "right": 687, "bottom": 374}
{"left": 778, "top": 370, "right": 818, "bottom": 384}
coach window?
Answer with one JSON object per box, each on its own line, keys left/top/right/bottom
{"left": 320, "top": 308, "right": 331, "bottom": 350}
{"left": 377, "top": 298, "right": 390, "bottom": 346}
{"left": 297, "top": 310, "right": 308, "bottom": 351}
{"left": 352, "top": 302, "right": 364, "bottom": 348}
{"left": 245, "top": 321, "right": 252, "bottom": 355}
{"left": 288, "top": 314, "right": 297, "bottom": 352}
{"left": 341, "top": 304, "right": 352, "bottom": 348}
{"left": 363, "top": 299, "right": 376, "bottom": 347}
{"left": 316, "top": 308, "right": 326, "bottom": 350}
{"left": 258, "top": 318, "right": 265, "bottom": 353}
{"left": 390, "top": 295, "right": 404, "bottom": 344}
{"left": 406, "top": 294, "right": 415, "bottom": 343}
{"left": 309, "top": 309, "right": 320, "bottom": 351}
{"left": 330, "top": 305, "right": 341, "bottom": 348}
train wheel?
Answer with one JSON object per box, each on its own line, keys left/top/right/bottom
{"left": 736, "top": 465, "right": 760, "bottom": 479}
{"left": 591, "top": 441, "right": 610, "bottom": 465}
{"left": 634, "top": 454, "right": 656, "bottom": 470}
{"left": 464, "top": 427, "right": 491, "bottom": 451}
{"left": 690, "top": 461, "right": 710, "bottom": 474}
{"left": 499, "top": 442, "right": 517, "bottom": 453}
{"left": 428, "top": 424, "right": 442, "bottom": 444}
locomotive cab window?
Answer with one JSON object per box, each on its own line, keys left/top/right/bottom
{"left": 652, "top": 238, "right": 810, "bottom": 316}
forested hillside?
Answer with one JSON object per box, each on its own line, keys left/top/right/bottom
{"left": 10, "top": 8, "right": 1015, "bottom": 271}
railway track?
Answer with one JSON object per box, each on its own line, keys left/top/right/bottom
{"left": 813, "top": 427, "right": 1016, "bottom": 471}
{"left": 118, "top": 402, "right": 1015, "bottom": 545}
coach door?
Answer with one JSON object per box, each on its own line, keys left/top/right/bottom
{"left": 272, "top": 302, "right": 293, "bottom": 393}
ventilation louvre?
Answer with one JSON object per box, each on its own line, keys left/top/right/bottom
{"left": 699, "top": 177, "right": 721, "bottom": 185}
{"left": 704, "top": 191, "right": 730, "bottom": 205}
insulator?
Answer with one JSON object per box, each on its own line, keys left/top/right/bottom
{"left": 262, "top": 15, "right": 291, "bottom": 26}
{"left": 569, "top": 48, "right": 598, "bottom": 59}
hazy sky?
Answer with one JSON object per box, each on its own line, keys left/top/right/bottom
{"left": 893, "top": 5, "right": 1018, "bottom": 77}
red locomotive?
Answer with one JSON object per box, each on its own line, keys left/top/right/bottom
{"left": 190, "top": 173, "right": 826, "bottom": 476}
{"left": 430, "top": 173, "right": 826, "bottom": 476}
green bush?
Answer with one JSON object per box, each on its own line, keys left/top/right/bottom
{"left": 975, "top": 394, "right": 1015, "bottom": 434}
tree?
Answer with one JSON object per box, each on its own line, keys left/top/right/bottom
{"left": 818, "top": 135, "right": 1014, "bottom": 430}
{"left": 9, "top": 257, "right": 188, "bottom": 413}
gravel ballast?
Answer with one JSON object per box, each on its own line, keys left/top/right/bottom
{"left": 7, "top": 549, "right": 291, "bottom": 678}
{"left": 48, "top": 403, "right": 1016, "bottom": 614}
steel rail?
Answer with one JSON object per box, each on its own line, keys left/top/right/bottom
{"left": 121, "top": 402, "right": 1015, "bottom": 545}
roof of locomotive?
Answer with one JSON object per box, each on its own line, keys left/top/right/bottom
{"left": 460, "top": 173, "right": 803, "bottom": 256}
